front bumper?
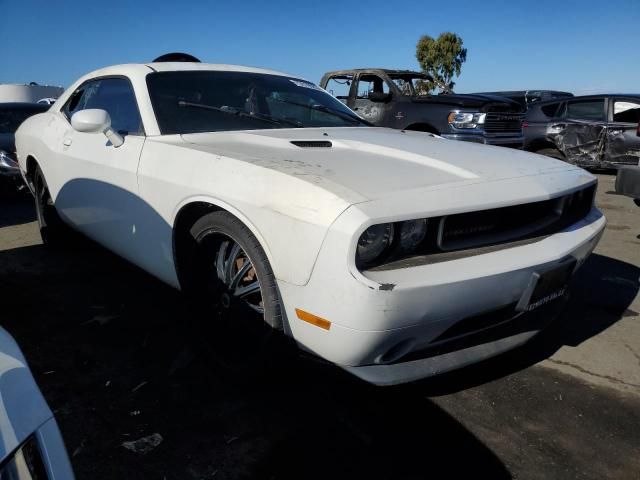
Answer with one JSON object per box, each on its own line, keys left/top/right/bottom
{"left": 343, "top": 297, "right": 566, "bottom": 385}
{"left": 279, "top": 207, "right": 605, "bottom": 385}
{"left": 441, "top": 133, "right": 524, "bottom": 148}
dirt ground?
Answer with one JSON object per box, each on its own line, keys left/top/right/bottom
{"left": 0, "top": 173, "right": 639, "bottom": 479}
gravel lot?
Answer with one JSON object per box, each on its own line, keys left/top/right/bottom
{"left": 0, "top": 173, "right": 638, "bottom": 479}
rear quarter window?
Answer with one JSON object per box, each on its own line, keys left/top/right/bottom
{"left": 613, "top": 100, "right": 640, "bottom": 123}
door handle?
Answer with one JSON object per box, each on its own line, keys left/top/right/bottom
{"left": 63, "top": 138, "right": 72, "bottom": 147}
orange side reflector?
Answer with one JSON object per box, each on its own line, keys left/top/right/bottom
{"left": 295, "top": 309, "right": 331, "bottom": 331}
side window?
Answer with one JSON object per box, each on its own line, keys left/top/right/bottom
{"left": 63, "top": 78, "right": 143, "bottom": 135}
{"left": 613, "top": 100, "right": 640, "bottom": 123}
{"left": 541, "top": 102, "right": 561, "bottom": 117}
{"left": 356, "top": 74, "right": 390, "bottom": 100}
{"left": 566, "top": 99, "right": 605, "bottom": 121}
{"left": 391, "top": 78, "right": 412, "bottom": 95}
{"left": 62, "top": 84, "right": 91, "bottom": 120}
{"left": 83, "top": 78, "right": 143, "bottom": 134}
{"left": 324, "top": 75, "right": 353, "bottom": 103}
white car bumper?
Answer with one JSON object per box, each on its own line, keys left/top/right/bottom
{"left": 279, "top": 207, "right": 605, "bottom": 385}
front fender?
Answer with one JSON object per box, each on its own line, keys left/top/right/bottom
{"left": 139, "top": 138, "right": 354, "bottom": 286}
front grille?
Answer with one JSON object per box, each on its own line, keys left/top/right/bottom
{"left": 484, "top": 112, "right": 524, "bottom": 134}
{"left": 368, "top": 184, "right": 596, "bottom": 272}
{"left": 439, "top": 185, "right": 595, "bottom": 251}
{"left": 439, "top": 197, "right": 560, "bottom": 251}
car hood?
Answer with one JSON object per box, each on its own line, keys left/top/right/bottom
{"left": 0, "top": 328, "right": 52, "bottom": 462}
{"left": 410, "top": 93, "right": 523, "bottom": 112}
{"left": 181, "top": 127, "right": 583, "bottom": 202}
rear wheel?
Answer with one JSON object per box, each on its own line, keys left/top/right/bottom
{"left": 186, "top": 211, "right": 287, "bottom": 376}
{"left": 34, "top": 165, "right": 70, "bottom": 246}
{"left": 535, "top": 147, "right": 566, "bottom": 161}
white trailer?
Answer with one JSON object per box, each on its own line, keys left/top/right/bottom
{"left": 0, "top": 83, "right": 64, "bottom": 104}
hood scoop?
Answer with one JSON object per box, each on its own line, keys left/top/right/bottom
{"left": 290, "top": 140, "right": 332, "bottom": 148}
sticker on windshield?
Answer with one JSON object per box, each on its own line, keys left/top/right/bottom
{"left": 289, "top": 79, "right": 323, "bottom": 91}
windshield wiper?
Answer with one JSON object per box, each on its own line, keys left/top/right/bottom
{"left": 270, "top": 98, "right": 368, "bottom": 125}
{"left": 177, "top": 100, "right": 303, "bottom": 128}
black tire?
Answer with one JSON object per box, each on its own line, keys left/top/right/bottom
{"left": 535, "top": 147, "right": 566, "bottom": 161}
{"left": 34, "top": 165, "right": 71, "bottom": 246}
{"left": 186, "top": 211, "right": 289, "bottom": 377}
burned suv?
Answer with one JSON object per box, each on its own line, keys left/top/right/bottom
{"left": 320, "top": 69, "right": 524, "bottom": 147}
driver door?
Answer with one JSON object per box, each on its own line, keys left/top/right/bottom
{"left": 550, "top": 98, "right": 607, "bottom": 165}
{"left": 352, "top": 73, "right": 392, "bottom": 125}
{"left": 54, "top": 77, "right": 146, "bottom": 260}
{"left": 607, "top": 98, "right": 640, "bottom": 165}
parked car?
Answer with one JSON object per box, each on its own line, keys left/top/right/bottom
{"left": 472, "top": 90, "right": 573, "bottom": 110}
{"left": 0, "top": 327, "right": 74, "bottom": 478}
{"left": 16, "top": 61, "right": 605, "bottom": 385}
{"left": 0, "top": 102, "right": 50, "bottom": 191}
{"left": 320, "top": 69, "right": 525, "bottom": 148}
{"left": 524, "top": 94, "right": 640, "bottom": 168}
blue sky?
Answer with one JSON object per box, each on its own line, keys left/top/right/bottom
{"left": 1, "top": 0, "right": 637, "bottom": 94}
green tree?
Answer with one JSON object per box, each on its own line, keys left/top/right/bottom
{"left": 415, "top": 32, "right": 467, "bottom": 94}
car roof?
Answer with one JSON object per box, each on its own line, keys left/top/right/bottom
{"left": 475, "top": 90, "right": 573, "bottom": 96}
{"left": 531, "top": 93, "right": 640, "bottom": 107}
{"left": 324, "top": 68, "right": 426, "bottom": 76}
{"left": 146, "top": 62, "right": 294, "bottom": 77}
{"left": 565, "top": 94, "right": 640, "bottom": 100}
{"left": 81, "top": 62, "right": 298, "bottom": 81}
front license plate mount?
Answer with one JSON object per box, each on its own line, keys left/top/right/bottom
{"left": 516, "top": 258, "right": 577, "bottom": 313}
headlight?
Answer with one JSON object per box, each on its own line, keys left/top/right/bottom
{"left": 357, "top": 223, "right": 394, "bottom": 267}
{"left": 447, "top": 112, "right": 486, "bottom": 129}
{"left": 0, "top": 150, "right": 19, "bottom": 170}
{"left": 399, "top": 219, "right": 428, "bottom": 252}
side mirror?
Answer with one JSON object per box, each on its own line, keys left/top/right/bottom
{"left": 71, "top": 109, "right": 124, "bottom": 147}
{"left": 368, "top": 91, "right": 392, "bottom": 103}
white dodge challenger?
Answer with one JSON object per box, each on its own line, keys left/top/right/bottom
{"left": 15, "top": 61, "right": 606, "bottom": 385}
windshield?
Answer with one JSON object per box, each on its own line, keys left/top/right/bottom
{"left": 147, "top": 71, "right": 368, "bottom": 134}
{"left": 0, "top": 107, "right": 46, "bottom": 134}
{"left": 388, "top": 74, "right": 431, "bottom": 97}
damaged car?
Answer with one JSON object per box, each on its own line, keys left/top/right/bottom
{"left": 16, "top": 60, "right": 605, "bottom": 385}
{"left": 471, "top": 90, "right": 573, "bottom": 110}
{"left": 320, "top": 69, "right": 525, "bottom": 148}
{"left": 524, "top": 94, "right": 640, "bottom": 168}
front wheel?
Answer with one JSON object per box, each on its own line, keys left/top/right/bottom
{"left": 34, "top": 165, "right": 71, "bottom": 246}
{"left": 187, "top": 211, "right": 287, "bottom": 376}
